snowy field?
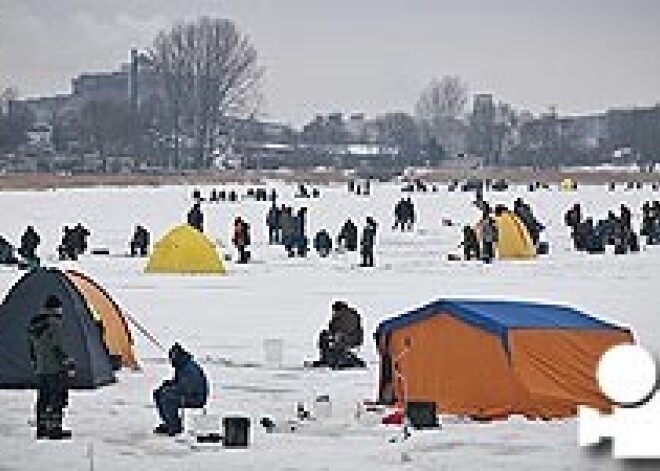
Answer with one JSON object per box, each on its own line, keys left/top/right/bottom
{"left": 0, "top": 181, "right": 658, "bottom": 470}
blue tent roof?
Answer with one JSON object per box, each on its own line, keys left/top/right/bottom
{"left": 375, "top": 299, "right": 627, "bottom": 345}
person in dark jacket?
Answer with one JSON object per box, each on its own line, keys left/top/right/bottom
{"left": 153, "top": 343, "right": 209, "bottom": 436}
{"left": 360, "top": 217, "right": 378, "bottom": 267}
{"left": 187, "top": 203, "right": 204, "bottom": 232}
{"left": 233, "top": 217, "right": 251, "bottom": 264}
{"left": 0, "top": 236, "right": 18, "bottom": 265}
{"left": 393, "top": 199, "right": 405, "bottom": 231}
{"left": 72, "top": 223, "right": 91, "bottom": 255}
{"left": 280, "top": 206, "right": 295, "bottom": 257}
{"left": 480, "top": 215, "right": 498, "bottom": 263}
{"left": 314, "top": 301, "right": 365, "bottom": 369}
{"left": 130, "top": 225, "right": 150, "bottom": 257}
{"left": 460, "top": 226, "right": 480, "bottom": 261}
{"left": 266, "top": 202, "right": 281, "bottom": 245}
{"left": 57, "top": 226, "right": 78, "bottom": 261}
{"left": 314, "top": 229, "right": 333, "bottom": 257}
{"left": 295, "top": 207, "right": 308, "bottom": 257}
{"left": 18, "top": 225, "right": 40, "bottom": 263}
{"left": 28, "top": 295, "right": 75, "bottom": 440}
{"left": 337, "top": 219, "right": 358, "bottom": 252}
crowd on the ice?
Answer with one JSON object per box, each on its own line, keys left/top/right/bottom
{"left": 563, "top": 201, "right": 660, "bottom": 255}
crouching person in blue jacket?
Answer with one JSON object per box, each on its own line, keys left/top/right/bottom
{"left": 153, "top": 343, "right": 209, "bottom": 436}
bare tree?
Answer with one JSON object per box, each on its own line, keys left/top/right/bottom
{"left": 415, "top": 76, "right": 469, "bottom": 158}
{"left": 149, "top": 17, "right": 262, "bottom": 169}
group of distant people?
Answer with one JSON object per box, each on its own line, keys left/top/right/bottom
{"left": 0, "top": 223, "right": 151, "bottom": 267}
{"left": 565, "top": 203, "right": 640, "bottom": 255}
{"left": 266, "top": 203, "right": 309, "bottom": 257}
{"left": 460, "top": 197, "right": 545, "bottom": 264}
{"left": 348, "top": 180, "right": 371, "bottom": 196}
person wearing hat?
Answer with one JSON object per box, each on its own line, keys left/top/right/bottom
{"left": 28, "top": 295, "right": 75, "bottom": 439}
{"left": 153, "top": 343, "right": 209, "bottom": 436}
{"left": 313, "top": 301, "right": 365, "bottom": 369}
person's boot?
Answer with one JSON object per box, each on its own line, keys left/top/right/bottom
{"left": 48, "top": 411, "right": 72, "bottom": 440}
{"left": 36, "top": 411, "right": 49, "bottom": 440}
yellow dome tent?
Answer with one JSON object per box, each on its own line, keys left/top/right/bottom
{"left": 145, "top": 225, "right": 225, "bottom": 274}
{"left": 474, "top": 211, "right": 537, "bottom": 260}
{"left": 494, "top": 211, "right": 537, "bottom": 259}
{"left": 560, "top": 178, "right": 577, "bottom": 191}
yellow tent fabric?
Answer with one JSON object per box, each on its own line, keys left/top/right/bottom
{"left": 145, "top": 224, "right": 225, "bottom": 274}
{"left": 560, "top": 178, "right": 577, "bottom": 191}
{"left": 65, "top": 270, "right": 139, "bottom": 370}
{"left": 494, "top": 212, "right": 537, "bottom": 260}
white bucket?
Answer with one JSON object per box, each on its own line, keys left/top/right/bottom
{"left": 263, "top": 338, "right": 284, "bottom": 368}
{"left": 314, "top": 395, "right": 332, "bottom": 420}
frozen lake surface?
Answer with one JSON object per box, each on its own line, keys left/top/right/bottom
{"left": 0, "top": 181, "right": 657, "bottom": 470}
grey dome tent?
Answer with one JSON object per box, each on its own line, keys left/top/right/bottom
{"left": 0, "top": 267, "right": 115, "bottom": 389}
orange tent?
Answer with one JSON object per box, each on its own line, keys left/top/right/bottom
{"left": 375, "top": 299, "right": 633, "bottom": 420}
{"left": 65, "top": 270, "right": 139, "bottom": 370}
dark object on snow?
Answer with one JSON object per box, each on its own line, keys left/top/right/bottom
{"left": 314, "top": 230, "right": 333, "bottom": 257}
{"left": 223, "top": 416, "right": 250, "bottom": 448}
{"left": 537, "top": 241, "right": 550, "bottom": 255}
{"left": 187, "top": 203, "right": 204, "bottom": 232}
{"left": 405, "top": 402, "right": 439, "bottom": 430}
{"left": 130, "top": 225, "right": 150, "bottom": 257}
{"left": 491, "top": 179, "right": 508, "bottom": 191}
{"left": 91, "top": 248, "right": 110, "bottom": 256}
{"left": 18, "top": 226, "right": 40, "bottom": 263}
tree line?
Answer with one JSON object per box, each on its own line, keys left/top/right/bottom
{"left": 1, "top": 16, "right": 658, "bottom": 171}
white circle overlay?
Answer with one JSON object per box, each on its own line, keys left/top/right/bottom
{"left": 597, "top": 344, "right": 657, "bottom": 405}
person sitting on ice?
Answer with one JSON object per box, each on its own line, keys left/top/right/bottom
{"left": 153, "top": 343, "right": 209, "bottom": 436}
{"left": 313, "top": 229, "right": 333, "bottom": 257}
{"left": 313, "top": 301, "right": 365, "bottom": 370}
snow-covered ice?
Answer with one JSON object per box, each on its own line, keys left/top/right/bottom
{"left": 1, "top": 181, "right": 658, "bottom": 470}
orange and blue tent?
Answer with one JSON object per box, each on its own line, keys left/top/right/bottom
{"left": 375, "top": 299, "right": 633, "bottom": 420}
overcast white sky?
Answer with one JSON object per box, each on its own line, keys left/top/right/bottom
{"left": 1, "top": 0, "right": 658, "bottom": 125}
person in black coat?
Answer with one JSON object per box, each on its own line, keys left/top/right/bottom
{"left": 314, "top": 230, "right": 333, "bottom": 257}
{"left": 57, "top": 227, "right": 78, "bottom": 261}
{"left": 130, "top": 226, "right": 150, "bottom": 257}
{"left": 461, "top": 226, "right": 480, "bottom": 261}
{"left": 18, "top": 226, "right": 41, "bottom": 263}
{"left": 72, "top": 223, "right": 91, "bottom": 255}
{"left": 153, "top": 343, "right": 209, "bottom": 436}
{"left": 295, "top": 208, "right": 308, "bottom": 257}
{"left": 187, "top": 203, "right": 204, "bottom": 232}
{"left": 266, "top": 202, "right": 281, "bottom": 245}
{"left": 337, "top": 219, "right": 358, "bottom": 252}
{"left": 360, "top": 217, "right": 378, "bottom": 267}
{"left": 0, "top": 236, "right": 18, "bottom": 265}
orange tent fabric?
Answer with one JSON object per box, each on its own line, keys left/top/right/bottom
{"left": 65, "top": 270, "right": 139, "bottom": 370}
{"left": 376, "top": 299, "right": 633, "bottom": 420}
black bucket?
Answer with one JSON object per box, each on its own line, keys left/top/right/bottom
{"left": 223, "top": 416, "right": 250, "bottom": 448}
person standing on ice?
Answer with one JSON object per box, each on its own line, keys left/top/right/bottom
{"left": 360, "top": 217, "right": 378, "bottom": 267}
{"left": 480, "top": 215, "right": 498, "bottom": 263}
{"left": 153, "top": 343, "right": 209, "bottom": 436}
{"left": 187, "top": 203, "right": 204, "bottom": 232}
{"left": 232, "top": 217, "right": 251, "bottom": 264}
{"left": 266, "top": 201, "right": 281, "bottom": 245}
{"left": 28, "top": 295, "right": 75, "bottom": 440}
{"left": 18, "top": 225, "right": 40, "bottom": 264}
